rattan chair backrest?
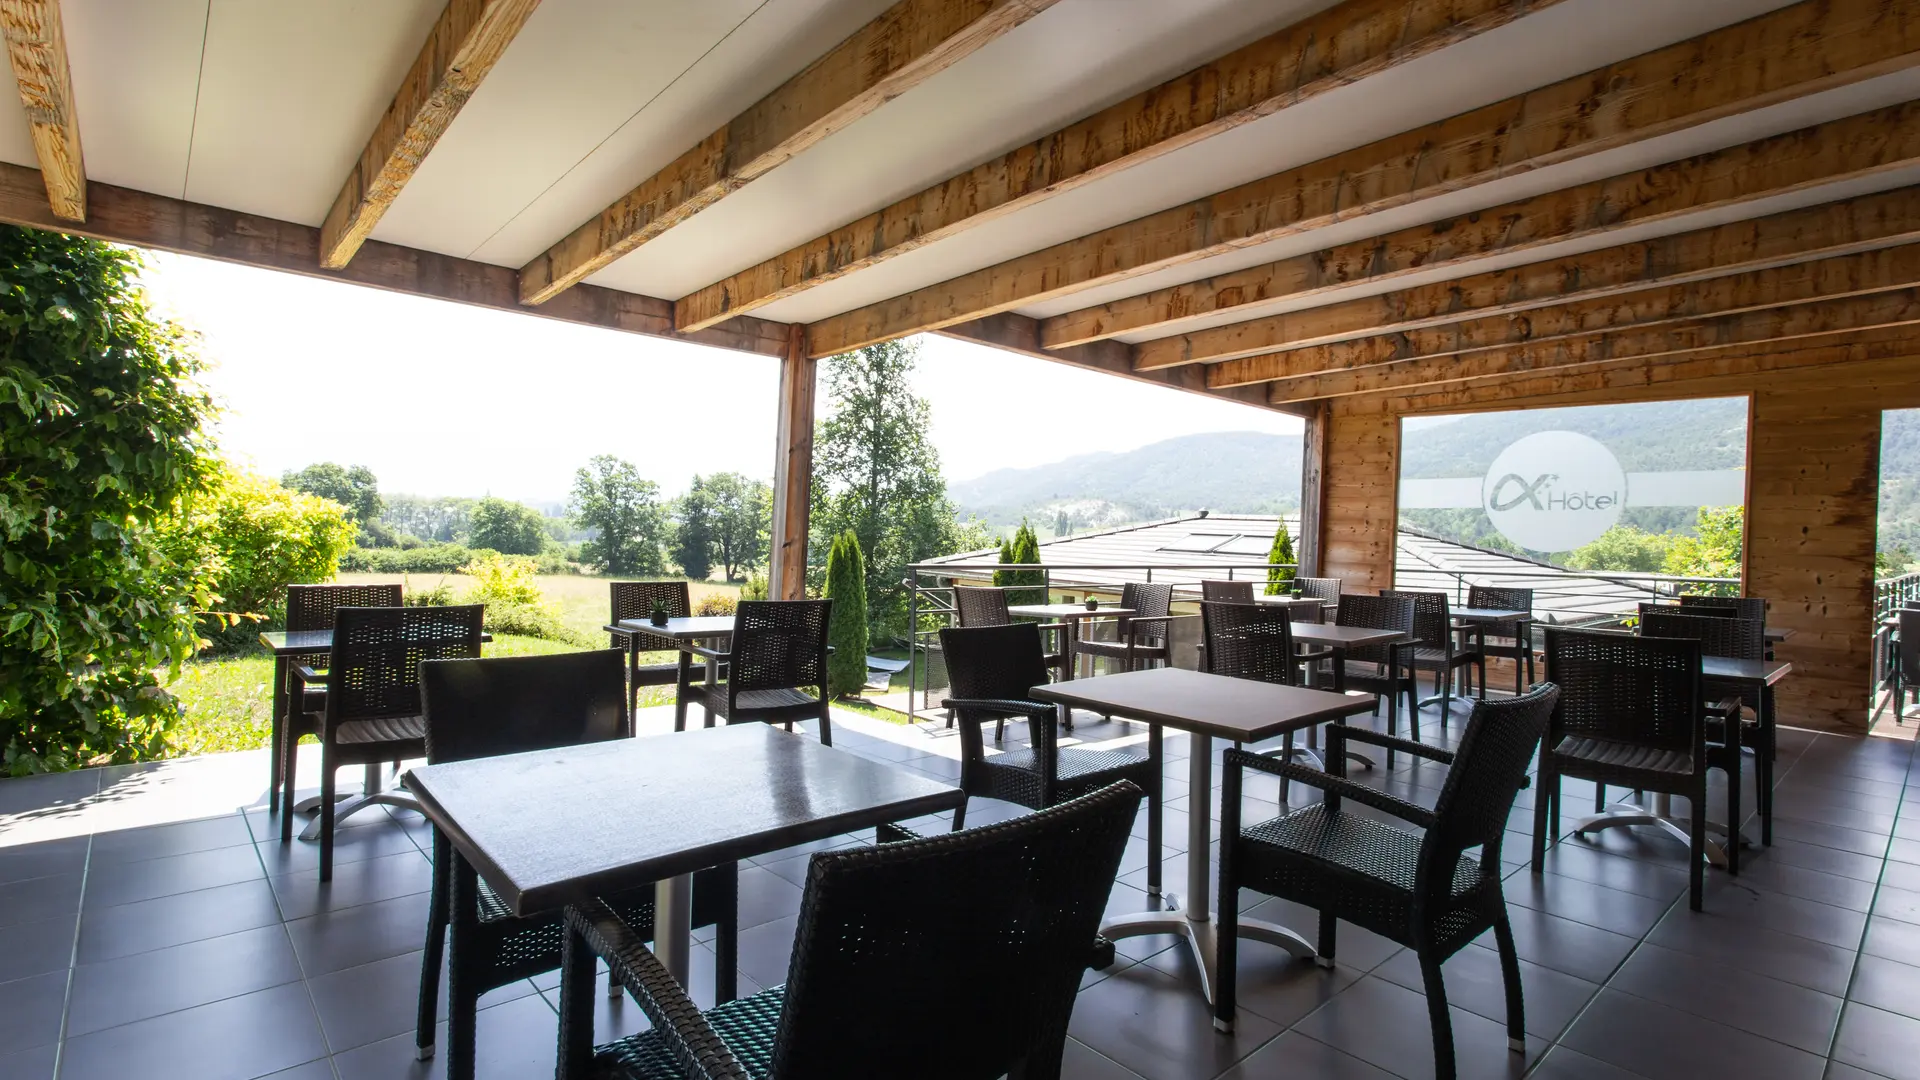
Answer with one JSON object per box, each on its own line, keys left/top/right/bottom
{"left": 1901, "top": 610, "right": 1920, "bottom": 676}
{"left": 1295, "top": 577, "right": 1343, "bottom": 604}
{"left": 1422, "top": 683, "right": 1558, "bottom": 885}
{"left": 727, "top": 600, "right": 830, "bottom": 694}
{"left": 1200, "top": 580, "right": 1256, "bottom": 604}
{"left": 1640, "top": 609, "right": 1764, "bottom": 661}
{"left": 1381, "top": 589, "right": 1452, "bottom": 651}
{"left": 1678, "top": 595, "right": 1767, "bottom": 623}
{"left": 1119, "top": 582, "right": 1173, "bottom": 641}
{"left": 1543, "top": 626, "right": 1702, "bottom": 756}
{"left": 287, "top": 583, "right": 402, "bottom": 670}
{"left": 326, "top": 605, "right": 484, "bottom": 724}
{"left": 608, "top": 581, "right": 692, "bottom": 646}
{"left": 1466, "top": 585, "right": 1533, "bottom": 637}
{"left": 953, "top": 585, "right": 1013, "bottom": 627}
{"left": 1200, "top": 601, "right": 1296, "bottom": 685}
{"left": 420, "top": 649, "right": 626, "bottom": 765}
{"left": 769, "top": 781, "right": 1141, "bottom": 1078}
{"left": 940, "top": 623, "right": 1052, "bottom": 702}
{"left": 1336, "top": 593, "right": 1415, "bottom": 666}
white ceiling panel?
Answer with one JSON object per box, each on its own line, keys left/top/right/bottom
{"left": 63, "top": 0, "right": 208, "bottom": 195}
{"left": 455, "top": 0, "right": 901, "bottom": 267}
{"left": 0, "top": 66, "right": 35, "bottom": 171}
{"left": 184, "top": 0, "right": 443, "bottom": 226}
{"left": 580, "top": 0, "right": 1340, "bottom": 298}
{"left": 730, "top": 0, "right": 1802, "bottom": 324}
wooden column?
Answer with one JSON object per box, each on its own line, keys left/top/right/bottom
{"left": 1297, "top": 402, "right": 1328, "bottom": 576}
{"left": 770, "top": 325, "right": 817, "bottom": 601}
{"left": 1319, "top": 404, "right": 1400, "bottom": 592}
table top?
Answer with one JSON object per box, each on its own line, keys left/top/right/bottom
{"left": 1251, "top": 595, "right": 1336, "bottom": 608}
{"left": 612, "top": 615, "right": 738, "bottom": 642}
{"left": 259, "top": 629, "right": 492, "bottom": 655}
{"left": 1007, "top": 604, "right": 1138, "bottom": 619}
{"left": 1030, "top": 667, "right": 1377, "bottom": 743}
{"left": 408, "top": 724, "right": 962, "bottom": 916}
{"left": 1701, "top": 656, "right": 1793, "bottom": 684}
{"left": 1451, "top": 607, "right": 1531, "bottom": 622}
{"left": 1287, "top": 623, "right": 1409, "bottom": 648}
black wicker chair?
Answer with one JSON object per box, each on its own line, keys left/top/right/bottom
{"left": 285, "top": 605, "right": 484, "bottom": 881}
{"left": 559, "top": 781, "right": 1142, "bottom": 1080}
{"left": 1201, "top": 579, "right": 1257, "bottom": 603}
{"left": 1892, "top": 609, "right": 1920, "bottom": 723}
{"left": 1641, "top": 608, "right": 1772, "bottom": 853}
{"left": 1385, "top": 589, "right": 1483, "bottom": 720}
{"left": 1295, "top": 576, "right": 1343, "bottom": 605}
{"left": 1204, "top": 601, "right": 1324, "bottom": 798}
{"left": 1535, "top": 627, "right": 1734, "bottom": 908}
{"left": 1217, "top": 685, "right": 1558, "bottom": 1080}
{"left": 1466, "top": 585, "right": 1535, "bottom": 695}
{"left": 609, "top": 581, "right": 695, "bottom": 721}
{"left": 938, "top": 623, "right": 1161, "bottom": 890}
{"left": 415, "top": 650, "right": 737, "bottom": 1079}
{"left": 1678, "top": 595, "right": 1768, "bottom": 623}
{"left": 680, "top": 600, "right": 833, "bottom": 745}
{"left": 273, "top": 583, "right": 402, "bottom": 815}
{"left": 953, "top": 585, "right": 1067, "bottom": 681}
{"left": 1073, "top": 581, "right": 1174, "bottom": 676}
{"left": 1326, "top": 593, "right": 1419, "bottom": 761}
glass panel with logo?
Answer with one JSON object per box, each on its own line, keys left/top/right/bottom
{"left": 1396, "top": 399, "right": 1748, "bottom": 593}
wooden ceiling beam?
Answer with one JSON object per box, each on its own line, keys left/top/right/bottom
{"left": 806, "top": 0, "right": 1920, "bottom": 359}
{"left": 672, "top": 0, "right": 1563, "bottom": 333}
{"left": 1209, "top": 242, "right": 1920, "bottom": 388}
{"left": 320, "top": 0, "right": 542, "bottom": 269}
{"left": 519, "top": 0, "right": 1058, "bottom": 307}
{"left": 1264, "top": 288, "right": 1920, "bottom": 403}
{"left": 1138, "top": 185, "right": 1920, "bottom": 372}
{"left": 0, "top": 0, "right": 83, "bottom": 222}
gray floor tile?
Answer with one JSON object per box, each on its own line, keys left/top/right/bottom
{"left": 1771, "top": 818, "right": 1893, "bottom": 857}
{"left": 1727, "top": 857, "right": 1881, "bottom": 912}
{"left": 0, "top": 970, "right": 67, "bottom": 1056}
{"left": 1144, "top": 931, "right": 1359, "bottom": 1029}
{"left": 81, "top": 844, "right": 264, "bottom": 909}
{"left": 1374, "top": 942, "right": 1600, "bottom": 1040}
{"left": 1562, "top": 987, "right": 1826, "bottom": 1080}
{"left": 64, "top": 924, "right": 302, "bottom": 1037}
{"left": 308, "top": 948, "right": 538, "bottom": 1054}
{"left": 1502, "top": 871, "right": 1675, "bottom": 939}
{"left": 1289, "top": 974, "right": 1543, "bottom": 1080}
{"left": 0, "top": 1041, "right": 57, "bottom": 1080}
{"left": 1497, "top": 905, "right": 1638, "bottom": 985}
{"left": 254, "top": 821, "right": 424, "bottom": 879}
{"left": 328, "top": 992, "right": 558, "bottom": 1080}
{"left": 0, "top": 873, "right": 82, "bottom": 930}
{"left": 0, "top": 915, "right": 75, "bottom": 983}
{"left": 269, "top": 848, "right": 433, "bottom": 922}
{"left": 1240, "top": 895, "right": 1400, "bottom": 972}
{"left": 76, "top": 878, "right": 283, "bottom": 963}
{"left": 57, "top": 982, "right": 327, "bottom": 1080}
{"left": 1607, "top": 941, "right": 1843, "bottom": 1055}
{"left": 1850, "top": 953, "right": 1920, "bottom": 1023}
{"left": 732, "top": 913, "right": 798, "bottom": 992}
{"left": 1834, "top": 1003, "right": 1920, "bottom": 1080}
{"left": 88, "top": 815, "right": 254, "bottom": 865}
{"left": 1865, "top": 915, "right": 1920, "bottom": 968}
{"left": 1530, "top": 842, "right": 1690, "bottom": 903}
{"left": 0, "top": 837, "right": 87, "bottom": 885}
{"left": 285, "top": 892, "right": 430, "bottom": 977}
{"left": 1525, "top": 1046, "right": 1650, "bottom": 1080}
{"left": 1068, "top": 962, "right": 1283, "bottom": 1080}
{"left": 1648, "top": 906, "right": 1858, "bottom": 996}
{"left": 1061, "top": 1038, "right": 1151, "bottom": 1080}
{"left": 1757, "top": 837, "right": 1888, "bottom": 883}
{"left": 1214, "top": 1030, "right": 1399, "bottom": 1080}
{"left": 1876, "top": 885, "right": 1920, "bottom": 928}
{"left": 734, "top": 864, "right": 804, "bottom": 931}
{"left": 0, "top": 768, "right": 98, "bottom": 815}
{"left": 1699, "top": 880, "right": 1869, "bottom": 949}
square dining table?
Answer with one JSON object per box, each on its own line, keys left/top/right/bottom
{"left": 612, "top": 615, "right": 737, "bottom": 728}
{"left": 1007, "top": 602, "right": 1138, "bottom": 679}
{"left": 1032, "top": 667, "right": 1378, "bottom": 1016}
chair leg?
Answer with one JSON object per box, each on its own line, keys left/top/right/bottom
{"left": 1316, "top": 909, "right": 1337, "bottom": 967}
{"left": 816, "top": 702, "right": 833, "bottom": 746}
{"left": 446, "top": 855, "right": 481, "bottom": 1080}
{"left": 1531, "top": 770, "right": 1554, "bottom": 872}
{"left": 1493, "top": 915, "right": 1527, "bottom": 1053}
{"left": 268, "top": 712, "right": 283, "bottom": 817}
{"left": 1385, "top": 688, "right": 1399, "bottom": 772}
{"left": 1688, "top": 785, "right": 1706, "bottom": 912}
{"left": 1279, "top": 732, "right": 1293, "bottom": 802}
{"left": 1725, "top": 747, "right": 1742, "bottom": 877}
{"left": 1215, "top": 865, "right": 1239, "bottom": 1031}
{"left": 416, "top": 837, "right": 451, "bottom": 1060}
{"left": 279, "top": 732, "right": 300, "bottom": 844}
{"left": 318, "top": 755, "right": 337, "bottom": 883}
{"left": 952, "top": 796, "right": 969, "bottom": 831}
{"left": 713, "top": 863, "right": 739, "bottom": 1005}
{"left": 673, "top": 652, "right": 691, "bottom": 733}
{"left": 1594, "top": 784, "right": 1605, "bottom": 814}
{"left": 1146, "top": 724, "right": 1164, "bottom": 897}
{"left": 1417, "top": 950, "right": 1459, "bottom": 1080}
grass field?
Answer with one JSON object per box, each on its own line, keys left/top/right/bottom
{"left": 164, "top": 574, "right": 743, "bottom": 757}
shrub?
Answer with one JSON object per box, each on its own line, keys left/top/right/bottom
{"left": 461, "top": 552, "right": 581, "bottom": 644}
{"left": 824, "top": 531, "right": 869, "bottom": 697}
{"left": 1264, "top": 521, "right": 1297, "bottom": 595}
{"left": 0, "top": 229, "right": 220, "bottom": 774}
{"left": 741, "top": 570, "right": 770, "bottom": 601}
{"left": 468, "top": 497, "right": 549, "bottom": 556}
{"left": 402, "top": 577, "right": 456, "bottom": 607}
{"left": 339, "top": 542, "right": 474, "bottom": 574}
{"left": 694, "top": 592, "right": 738, "bottom": 617}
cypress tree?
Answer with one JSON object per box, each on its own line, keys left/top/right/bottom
{"left": 1009, "top": 521, "right": 1046, "bottom": 606}
{"left": 1265, "top": 520, "right": 1298, "bottom": 596}
{"left": 991, "top": 535, "right": 1013, "bottom": 588}
{"left": 824, "top": 530, "right": 870, "bottom": 697}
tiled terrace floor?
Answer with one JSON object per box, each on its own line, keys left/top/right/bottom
{"left": 3, "top": 694, "right": 1920, "bottom": 1080}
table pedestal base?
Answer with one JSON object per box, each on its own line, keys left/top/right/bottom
{"left": 1097, "top": 910, "right": 1315, "bottom": 1022}
{"left": 1571, "top": 793, "right": 1740, "bottom": 868}
{"left": 297, "top": 764, "right": 420, "bottom": 842}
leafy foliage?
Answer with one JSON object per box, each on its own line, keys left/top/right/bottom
{"left": 1563, "top": 524, "right": 1676, "bottom": 573}
{"left": 672, "top": 480, "right": 714, "bottom": 581}
{"left": 0, "top": 228, "right": 219, "bottom": 774}
{"left": 377, "top": 494, "right": 475, "bottom": 543}
{"left": 705, "top": 472, "right": 770, "bottom": 581}
{"left": 339, "top": 542, "right": 476, "bottom": 574}
{"left": 1664, "top": 505, "right": 1744, "bottom": 582}
{"left": 467, "top": 496, "right": 549, "bottom": 556}
{"left": 1264, "top": 520, "right": 1296, "bottom": 595}
{"left": 740, "top": 570, "right": 770, "bottom": 601}
{"left": 281, "top": 462, "right": 382, "bottom": 522}
{"left": 1002, "top": 521, "right": 1046, "bottom": 606}
{"left": 824, "top": 530, "right": 869, "bottom": 697}
{"left": 571, "top": 455, "right": 666, "bottom": 575}
{"left": 463, "top": 551, "right": 579, "bottom": 644}
{"left": 693, "top": 591, "right": 738, "bottom": 617}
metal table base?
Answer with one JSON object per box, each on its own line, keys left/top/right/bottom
{"left": 1095, "top": 731, "right": 1316, "bottom": 1026}
{"left": 1571, "top": 792, "right": 1743, "bottom": 868}
{"left": 297, "top": 763, "right": 420, "bottom": 842}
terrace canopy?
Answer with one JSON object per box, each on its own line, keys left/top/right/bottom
{"left": 3, "top": 0, "right": 1915, "bottom": 732}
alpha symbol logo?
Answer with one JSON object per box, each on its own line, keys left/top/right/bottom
{"left": 1481, "top": 432, "right": 1626, "bottom": 552}
{"left": 1487, "top": 473, "right": 1558, "bottom": 512}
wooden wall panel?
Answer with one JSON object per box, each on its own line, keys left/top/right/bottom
{"left": 1324, "top": 343, "right": 1920, "bottom": 734}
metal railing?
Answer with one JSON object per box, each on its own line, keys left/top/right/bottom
{"left": 1871, "top": 572, "right": 1920, "bottom": 708}
{"left": 1393, "top": 562, "right": 1741, "bottom": 626}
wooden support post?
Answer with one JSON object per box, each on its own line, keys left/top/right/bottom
{"left": 770, "top": 325, "right": 817, "bottom": 601}
{"left": 1298, "top": 403, "right": 1328, "bottom": 577}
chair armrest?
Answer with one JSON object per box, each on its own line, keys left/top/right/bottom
{"left": 292, "top": 665, "right": 327, "bottom": 684}
{"left": 876, "top": 822, "right": 923, "bottom": 845}
{"left": 685, "top": 643, "right": 727, "bottom": 662}
{"left": 940, "top": 697, "right": 1057, "bottom": 720}
{"left": 1331, "top": 727, "right": 1454, "bottom": 765}
{"left": 1224, "top": 749, "right": 1436, "bottom": 829}
{"left": 566, "top": 899, "right": 752, "bottom": 1080}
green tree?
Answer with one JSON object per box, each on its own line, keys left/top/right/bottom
{"left": 281, "top": 462, "right": 382, "bottom": 523}
{"left": 706, "top": 472, "right": 771, "bottom": 580}
{"left": 991, "top": 535, "right": 1013, "bottom": 587}
{"left": 824, "top": 530, "right": 869, "bottom": 697}
{"left": 810, "top": 339, "right": 971, "bottom": 638}
{"left": 673, "top": 478, "right": 716, "bottom": 581}
{"left": 0, "top": 228, "right": 220, "bottom": 774}
{"left": 1665, "top": 505, "right": 1744, "bottom": 583}
{"left": 1005, "top": 520, "right": 1046, "bottom": 606}
{"left": 1264, "top": 520, "right": 1297, "bottom": 595}
{"left": 466, "top": 496, "right": 549, "bottom": 556}
{"left": 570, "top": 455, "right": 666, "bottom": 575}
{"left": 1565, "top": 524, "right": 1676, "bottom": 573}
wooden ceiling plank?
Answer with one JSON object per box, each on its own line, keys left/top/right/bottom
{"left": 1263, "top": 287, "right": 1920, "bottom": 403}
{"left": 0, "top": 0, "right": 83, "bottom": 222}
{"left": 320, "top": 0, "right": 543, "bottom": 269}
{"left": 519, "top": 0, "right": 1058, "bottom": 307}
{"left": 0, "top": 160, "right": 790, "bottom": 357}
{"left": 1208, "top": 241, "right": 1920, "bottom": 388}
{"left": 1014, "top": 0, "right": 1920, "bottom": 353}
{"left": 1137, "top": 185, "right": 1920, "bottom": 372}
{"left": 672, "top": 0, "right": 1564, "bottom": 333}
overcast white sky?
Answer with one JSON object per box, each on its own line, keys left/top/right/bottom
{"left": 139, "top": 251, "right": 1302, "bottom": 505}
